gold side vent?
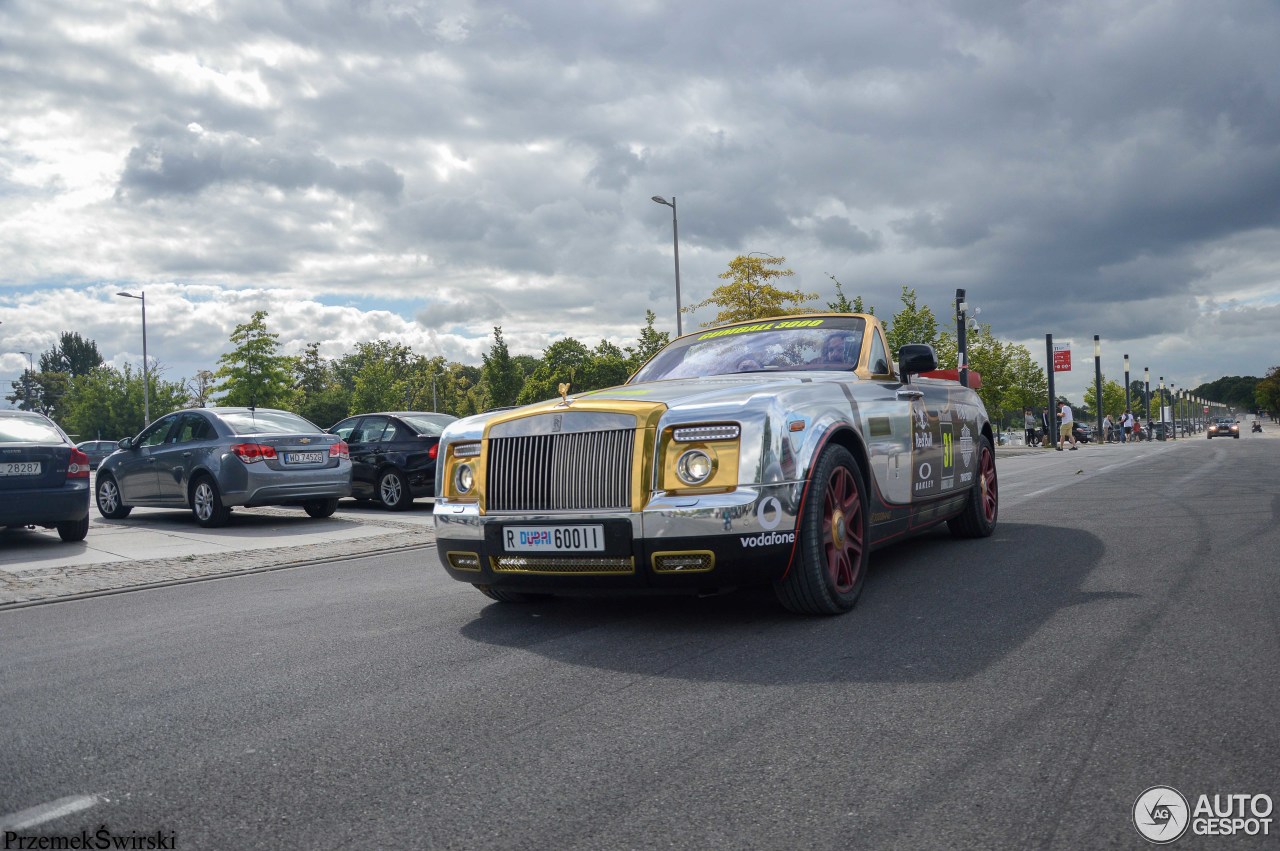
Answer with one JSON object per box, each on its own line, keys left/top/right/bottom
{"left": 447, "top": 552, "right": 482, "bottom": 571}
{"left": 490, "top": 556, "right": 635, "bottom": 576}
{"left": 651, "top": 551, "right": 716, "bottom": 574}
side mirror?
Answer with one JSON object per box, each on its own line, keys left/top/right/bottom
{"left": 897, "top": 344, "right": 938, "bottom": 382}
{"left": 117, "top": 436, "right": 134, "bottom": 450}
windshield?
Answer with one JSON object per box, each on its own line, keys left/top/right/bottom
{"left": 0, "top": 415, "right": 66, "bottom": 444}
{"left": 631, "top": 317, "right": 867, "bottom": 383}
{"left": 220, "top": 410, "right": 321, "bottom": 435}
{"left": 400, "top": 414, "right": 457, "bottom": 436}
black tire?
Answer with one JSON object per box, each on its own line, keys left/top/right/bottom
{"left": 190, "top": 476, "right": 231, "bottom": 528}
{"left": 57, "top": 514, "right": 90, "bottom": 542}
{"left": 948, "top": 435, "right": 998, "bottom": 538}
{"left": 473, "top": 584, "right": 552, "bottom": 603}
{"left": 95, "top": 475, "right": 132, "bottom": 519}
{"left": 774, "top": 444, "right": 869, "bottom": 615}
{"left": 377, "top": 468, "right": 411, "bottom": 511}
{"left": 304, "top": 498, "right": 339, "bottom": 518}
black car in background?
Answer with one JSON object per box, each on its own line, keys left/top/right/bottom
{"left": 0, "top": 410, "right": 92, "bottom": 542}
{"left": 1206, "top": 417, "right": 1240, "bottom": 439}
{"left": 329, "top": 412, "right": 457, "bottom": 510}
{"left": 75, "top": 439, "right": 118, "bottom": 470}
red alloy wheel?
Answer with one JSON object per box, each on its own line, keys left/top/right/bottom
{"left": 822, "top": 465, "right": 864, "bottom": 593}
{"left": 979, "top": 444, "right": 998, "bottom": 523}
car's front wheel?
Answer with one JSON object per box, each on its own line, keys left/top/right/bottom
{"left": 377, "top": 469, "right": 411, "bottom": 511}
{"left": 775, "top": 444, "right": 869, "bottom": 615}
{"left": 948, "top": 435, "right": 998, "bottom": 538}
{"left": 57, "top": 514, "right": 90, "bottom": 542}
{"left": 95, "top": 475, "right": 132, "bottom": 519}
{"left": 303, "top": 498, "right": 339, "bottom": 518}
{"left": 190, "top": 476, "right": 231, "bottom": 528}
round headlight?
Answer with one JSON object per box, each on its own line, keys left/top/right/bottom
{"left": 454, "top": 463, "right": 474, "bottom": 495}
{"left": 676, "top": 449, "right": 715, "bottom": 486}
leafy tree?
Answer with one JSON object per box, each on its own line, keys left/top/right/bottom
{"left": 1001, "top": 344, "right": 1049, "bottom": 417}
{"left": 60, "top": 365, "right": 186, "bottom": 440}
{"left": 884, "top": 287, "right": 944, "bottom": 355}
{"left": 479, "top": 326, "right": 524, "bottom": 410}
{"left": 1191, "top": 376, "right": 1260, "bottom": 411}
{"left": 185, "top": 370, "right": 217, "bottom": 409}
{"left": 1254, "top": 366, "right": 1279, "bottom": 416}
{"left": 289, "top": 345, "right": 348, "bottom": 427}
{"left": 826, "top": 275, "right": 874, "bottom": 314}
{"left": 685, "top": 255, "right": 818, "bottom": 326}
{"left": 1084, "top": 378, "right": 1127, "bottom": 423}
{"left": 517, "top": 338, "right": 592, "bottom": 404}
{"left": 581, "top": 340, "right": 631, "bottom": 391}
{"left": 625, "top": 310, "right": 670, "bottom": 372}
{"left": 214, "top": 311, "right": 293, "bottom": 408}
{"left": 40, "top": 332, "right": 103, "bottom": 377}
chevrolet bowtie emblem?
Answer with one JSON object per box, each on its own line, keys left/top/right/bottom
{"left": 300, "top": 438, "right": 312, "bottom": 444}
{"left": 557, "top": 382, "right": 572, "bottom": 407}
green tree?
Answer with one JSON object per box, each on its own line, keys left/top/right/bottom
{"left": 185, "top": 370, "right": 217, "bottom": 409}
{"left": 40, "top": 332, "right": 103, "bottom": 377}
{"left": 884, "top": 287, "right": 944, "bottom": 355}
{"left": 686, "top": 255, "right": 817, "bottom": 326}
{"left": 289, "top": 344, "right": 348, "bottom": 426}
{"left": 1002, "top": 343, "right": 1049, "bottom": 417}
{"left": 479, "top": 327, "right": 524, "bottom": 410}
{"left": 826, "top": 275, "right": 874, "bottom": 314}
{"left": 625, "top": 310, "right": 670, "bottom": 372}
{"left": 1254, "top": 366, "right": 1279, "bottom": 416}
{"left": 1084, "top": 377, "right": 1127, "bottom": 423}
{"left": 214, "top": 311, "right": 293, "bottom": 407}
{"left": 60, "top": 365, "right": 186, "bottom": 440}
{"left": 517, "top": 338, "right": 592, "bottom": 404}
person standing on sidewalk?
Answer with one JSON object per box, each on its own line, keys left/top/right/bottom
{"left": 1040, "top": 407, "right": 1054, "bottom": 447}
{"left": 1122, "top": 409, "right": 1134, "bottom": 443}
{"left": 1057, "top": 400, "right": 1079, "bottom": 450}
{"left": 1024, "top": 408, "right": 1038, "bottom": 446}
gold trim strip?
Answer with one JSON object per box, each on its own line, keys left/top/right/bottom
{"left": 489, "top": 555, "right": 635, "bottom": 576}
{"left": 446, "top": 551, "right": 482, "bottom": 572}
{"left": 650, "top": 550, "right": 717, "bottom": 574}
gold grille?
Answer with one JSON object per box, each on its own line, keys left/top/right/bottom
{"left": 490, "top": 556, "right": 635, "bottom": 575}
{"left": 651, "top": 551, "right": 716, "bottom": 573}
{"left": 446, "top": 551, "right": 481, "bottom": 571}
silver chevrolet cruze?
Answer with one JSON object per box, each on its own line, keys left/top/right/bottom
{"left": 96, "top": 407, "right": 352, "bottom": 527}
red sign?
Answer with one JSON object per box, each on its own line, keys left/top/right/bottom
{"left": 1052, "top": 345, "right": 1072, "bottom": 372}
{"left": 1204, "top": 406, "right": 1209, "bottom": 413}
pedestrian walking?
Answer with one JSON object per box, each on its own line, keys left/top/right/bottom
{"left": 1024, "top": 408, "right": 1037, "bottom": 447}
{"left": 1057, "top": 400, "right": 1079, "bottom": 450}
{"left": 1122, "top": 409, "right": 1134, "bottom": 443}
{"left": 1040, "top": 407, "right": 1054, "bottom": 447}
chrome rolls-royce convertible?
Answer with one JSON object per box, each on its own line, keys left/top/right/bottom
{"left": 434, "top": 313, "right": 998, "bottom": 615}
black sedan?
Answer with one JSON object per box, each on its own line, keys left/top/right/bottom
{"left": 1206, "top": 417, "right": 1240, "bottom": 439}
{"left": 0, "top": 410, "right": 91, "bottom": 542}
{"left": 329, "top": 411, "right": 456, "bottom": 510}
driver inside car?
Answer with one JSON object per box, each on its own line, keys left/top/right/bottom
{"left": 814, "top": 332, "right": 859, "bottom": 366}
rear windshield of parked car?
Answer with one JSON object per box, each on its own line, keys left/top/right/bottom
{"left": 221, "top": 411, "right": 321, "bottom": 435}
{"left": 400, "top": 414, "right": 456, "bottom": 436}
{"left": 0, "top": 415, "right": 66, "bottom": 443}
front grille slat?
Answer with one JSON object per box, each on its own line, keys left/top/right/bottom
{"left": 487, "top": 428, "right": 634, "bottom": 513}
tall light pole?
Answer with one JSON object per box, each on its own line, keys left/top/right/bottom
{"left": 1158, "top": 377, "right": 1165, "bottom": 439}
{"left": 1093, "top": 335, "right": 1103, "bottom": 440}
{"left": 1123, "top": 354, "right": 1131, "bottom": 417}
{"left": 1144, "top": 367, "right": 1151, "bottom": 425}
{"left": 651, "top": 195, "right": 683, "bottom": 337}
{"left": 117, "top": 291, "right": 150, "bottom": 426}
{"left": 1170, "top": 383, "right": 1177, "bottom": 440}
{"left": 18, "top": 350, "right": 33, "bottom": 410}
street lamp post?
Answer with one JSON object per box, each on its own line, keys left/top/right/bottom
{"left": 1158, "top": 377, "right": 1165, "bottom": 440}
{"left": 651, "top": 196, "right": 683, "bottom": 337}
{"left": 18, "top": 350, "right": 33, "bottom": 410}
{"left": 1170, "top": 383, "right": 1177, "bottom": 440}
{"left": 1123, "top": 354, "right": 1131, "bottom": 418}
{"left": 117, "top": 291, "right": 151, "bottom": 427}
{"left": 1093, "top": 335, "right": 1103, "bottom": 441}
{"left": 1144, "top": 367, "right": 1151, "bottom": 426}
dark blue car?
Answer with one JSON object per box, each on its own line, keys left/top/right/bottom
{"left": 0, "top": 410, "right": 92, "bottom": 542}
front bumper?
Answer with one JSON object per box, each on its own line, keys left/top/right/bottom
{"left": 434, "top": 483, "right": 804, "bottom": 593}
{"left": 0, "top": 481, "right": 91, "bottom": 527}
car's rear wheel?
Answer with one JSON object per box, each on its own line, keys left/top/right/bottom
{"left": 303, "top": 498, "right": 339, "bottom": 518}
{"left": 473, "top": 584, "right": 552, "bottom": 603}
{"left": 377, "top": 469, "right": 411, "bottom": 511}
{"left": 775, "top": 444, "right": 868, "bottom": 615}
{"left": 95, "top": 476, "right": 132, "bottom": 519}
{"left": 191, "top": 476, "right": 231, "bottom": 528}
{"left": 948, "top": 435, "right": 998, "bottom": 538}
{"left": 57, "top": 514, "right": 90, "bottom": 542}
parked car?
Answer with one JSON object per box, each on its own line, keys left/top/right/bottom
{"left": 1072, "top": 423, "right": 1094, "bottom": 443}
{"left": 1206, "top": 417, "right": 1239, "bottom": 439}
{"left": 0, "top": 410, "right": 91, "bottom": 542}
{"left": 328, "top": 411, "right": 457, "bottom": 510}
{"left": 95, "top": 408, "right": 351, "bottom": 527}
{"left": 75, "top": 439, "right": 118, "bottom": 470}
{"left": 434, "top": 313, "right": 999, "bottom": 616}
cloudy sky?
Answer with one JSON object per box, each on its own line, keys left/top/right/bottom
{"left": 2, "top": 0, "right": 1278, "bottom": 408}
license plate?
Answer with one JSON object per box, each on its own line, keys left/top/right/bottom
{"left": 0, "top": 461, "right": 41, "bottom": 476}
{"left": 285, "top": 451, "right": 325, "bottom": 464}
{"left": 504, "top": 525, "right": 606, "bottom": 553}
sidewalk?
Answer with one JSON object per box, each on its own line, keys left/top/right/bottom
{"left": 0, "top": 505, "right": 436, "bottom": 609}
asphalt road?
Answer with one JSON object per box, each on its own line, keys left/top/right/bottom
{"left": 2, "top": 436, "right": 1277, "bottom": 849}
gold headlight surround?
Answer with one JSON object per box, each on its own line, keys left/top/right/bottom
{"left": 441, "top": 442, "right": 482, "bottom": 503}
{"left": 659, "top": 423, "right": 740, "bottom": 495}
